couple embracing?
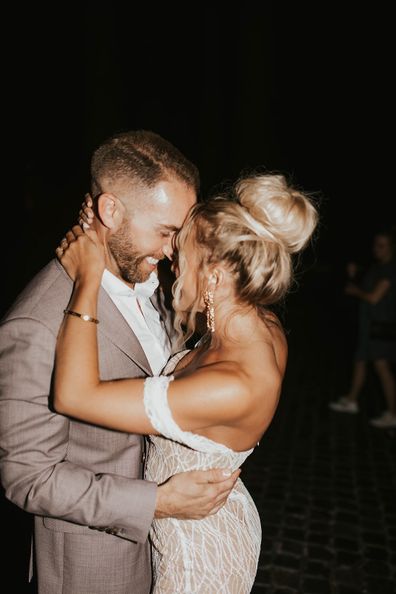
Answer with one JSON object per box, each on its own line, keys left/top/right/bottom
{"left": 0, "top": 130, "right": 317, "bottom": 593}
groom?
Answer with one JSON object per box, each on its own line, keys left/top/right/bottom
{"left": 0, "top": 130, "right": 239, "bottom": 594}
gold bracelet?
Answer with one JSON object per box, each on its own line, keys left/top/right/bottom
{"left": 63, "top": 309, "right": 99, "bottom": 324}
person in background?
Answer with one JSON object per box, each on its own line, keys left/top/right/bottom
{"left": 329, "top": 229, "right": 396, "bottom": 428}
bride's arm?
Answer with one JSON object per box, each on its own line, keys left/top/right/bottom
{"left": 55, "top": 301, "right": 252, "bottom": 435}
{"left": 54, "top": 227, "right": 256, "bottom": 435}
{"left": 54, "top": 225, "right": 158, "bottom": 434}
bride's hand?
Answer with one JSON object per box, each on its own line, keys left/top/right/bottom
{"left": 78, "top": 193, "right": 95, "bottom": 229}
{"left": 55, "top": 225, "right": 105, "bottom": 282}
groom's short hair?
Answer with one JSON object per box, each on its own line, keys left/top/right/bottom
{"left": 90, "top": 130, "right": 200, "bottom": 199}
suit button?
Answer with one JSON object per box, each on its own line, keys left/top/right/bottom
{"left": 141, "top": 452, "right": 146, "bottom": 464}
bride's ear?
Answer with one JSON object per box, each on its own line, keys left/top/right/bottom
{"left": 97, "top": 193, "right": 125, "bottom": 230}
{"left": 208, "top": 268, "right": 223, "bottom": 288}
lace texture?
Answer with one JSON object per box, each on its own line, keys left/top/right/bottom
{"left": 143, "top": 355, "right": 261, "bottom": 593}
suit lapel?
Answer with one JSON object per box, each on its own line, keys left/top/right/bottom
{"left": 98, "top": 288, "right": 153, "bottom": 376}
{"left": 54, "top": 258, "right": 152, "bottom": 374}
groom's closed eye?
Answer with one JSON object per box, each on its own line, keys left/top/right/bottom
{"left": 157, "top": 224, "right": 180, "bottom": 238}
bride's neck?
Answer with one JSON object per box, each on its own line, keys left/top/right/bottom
{"left": 207, "top": 303, "right": 262, "bottom": 351}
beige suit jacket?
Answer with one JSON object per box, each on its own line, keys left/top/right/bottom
{"left": 0, "top": 259, "right": 173, "bottom": 593}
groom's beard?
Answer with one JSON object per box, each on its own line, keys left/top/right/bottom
{"left": 108, "top": 218, "right": 158, "bottom": 285}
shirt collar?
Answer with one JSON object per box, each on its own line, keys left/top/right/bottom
{"left": 101, "top": 269, "right": 159, "bottom": 299}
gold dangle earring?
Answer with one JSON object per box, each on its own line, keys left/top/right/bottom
{"left": 203, "top": 289, "right": 215, "bottom": 333}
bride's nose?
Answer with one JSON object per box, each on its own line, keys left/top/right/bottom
{"left": 162, "top": 241, "right": 174, "bottom": 261}
{"left": 162, "top": 232, "right": 178, "bottom": 261}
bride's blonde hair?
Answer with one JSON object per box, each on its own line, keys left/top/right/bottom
{"left": 172, "top": 173, "right": 318, "bottom": 345}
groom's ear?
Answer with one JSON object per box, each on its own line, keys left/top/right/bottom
{"left": 97, "top": 193, "right": 126, "bottom": 229}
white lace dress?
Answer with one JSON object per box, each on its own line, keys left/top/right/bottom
{"left": 143, "top": 350, "right": 261, "bottom": 594}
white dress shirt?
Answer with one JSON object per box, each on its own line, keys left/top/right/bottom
{"left": 101, "top": 269, "right": 171, "bottom": 375}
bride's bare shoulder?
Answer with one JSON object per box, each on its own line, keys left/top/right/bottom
{"left": 259, "top": 312, "right": 288, "bottom": 369}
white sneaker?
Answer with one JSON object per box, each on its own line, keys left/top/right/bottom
{"left": 369, "top": 411, "right": 396, "bottom": 428}
{"left": 328, "top": 397, "right": 359, "bottom": 414}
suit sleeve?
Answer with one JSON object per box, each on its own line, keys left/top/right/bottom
{"left": 0, "top": 317, "right": 157, "bottom": 543}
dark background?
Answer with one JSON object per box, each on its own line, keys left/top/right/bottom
{"left": 4, "top": 4, "right": 395, "bottom": 316}
{"left": 2, "top": 4, "right": 395, "bottom": 590}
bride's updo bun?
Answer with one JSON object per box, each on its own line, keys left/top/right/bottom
{"left": 235, "top": 175, "right": 317, "bottom": 255}
{"left": 173, "top": 173, "right": 318, "bottom": 342}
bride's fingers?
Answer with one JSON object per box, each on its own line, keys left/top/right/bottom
{"left": 57, "top": 225, "right": 101, "bottom": 265}
{"left": 71, "top": 224, "right": 84, "bottom": 236}
{"left": 78, "top": 193, "right": 94, "bottom": 228}
{"left": 70, "top": 224, "right": 100, "bottom": 246}
{"left": 79, "top": 207, "right": 94, "bottom": 222}
{"left": 65, "top": 230, "right": 76, "bottom": 243}
{"left": 63, "top": 226, "right": 83, "bottom": 245}
{"left": 78, "top": 218, "right": 90, "bottom": 230}
{"left": 78, "top": 210, "right": 93, "bottom": 230}
{"left": 83, "top": 193, "right": 93, "bottom": 208}
{"left": 57, "top": 237, "right": 68, "bottom": 251}
{"left": 80, "top": 196, "right": 94, "bottom": 217}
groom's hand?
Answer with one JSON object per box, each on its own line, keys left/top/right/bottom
{"left": 154, "top": 468, "right": 241, "bottom": 520}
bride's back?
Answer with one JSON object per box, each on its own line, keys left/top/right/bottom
{"left": 171, "top": 309, "right": 288, "bottom": 451}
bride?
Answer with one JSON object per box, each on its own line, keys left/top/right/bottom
{"left": 54, "top": 173, "right": 318, "bottom": 593}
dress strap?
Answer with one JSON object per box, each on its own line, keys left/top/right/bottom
{"left": 143, "top": 376, "right": 233, "bottom": 454}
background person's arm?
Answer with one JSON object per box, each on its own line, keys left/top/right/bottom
{"left": 345, "top": 278, "right": 391, "bottom": 304}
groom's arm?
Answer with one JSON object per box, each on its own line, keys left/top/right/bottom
{"left": 0, "top": 316, "right": 156, "bottom": 543}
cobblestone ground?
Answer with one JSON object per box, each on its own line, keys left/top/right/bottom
{"left": 245, "top": 292, "right": 396, "bottom": 594}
